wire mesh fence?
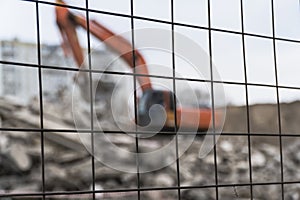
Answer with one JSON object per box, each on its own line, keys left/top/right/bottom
{"left": 0, "top": 0, "right": 300, "bottom": 199}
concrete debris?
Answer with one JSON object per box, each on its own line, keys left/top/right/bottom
{"left": 219, "top": 140, "right": 233, "bottom": 152}
{"left": 8, "top": 143, "right": 31, "bottom": 172}
{"left": 154, "top": 174, "right": 174, "bottom": 187}
{"left": 0, "top": 96, "right": 300, "bottom": 200}
{"left": 251, "top": 151, "right": 267, "bottom": 168}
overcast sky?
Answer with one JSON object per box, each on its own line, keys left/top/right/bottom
{"left": 1, "top": 0, "right": 300, "bottom": 105}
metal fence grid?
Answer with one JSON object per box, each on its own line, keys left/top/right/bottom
{"left": 0, "top": 0, "right": 300, "bottom": 199}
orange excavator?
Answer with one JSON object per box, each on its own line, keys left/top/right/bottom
{"left": 55, "top": 0, "right": 219, "bottom": 131}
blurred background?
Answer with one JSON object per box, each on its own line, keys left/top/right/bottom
{"left": 0, "top": 0, "right": 300, "bottom": 199}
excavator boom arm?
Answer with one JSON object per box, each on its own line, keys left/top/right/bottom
{"left": 55, "top": 0, "right": 151, "bottom": 91}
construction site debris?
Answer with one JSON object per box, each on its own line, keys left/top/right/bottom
{"left": 0, "top": 97, "right": 300, "bottom": 199}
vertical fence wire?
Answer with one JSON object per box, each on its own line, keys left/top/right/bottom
{"left": 207, "top": 0, "right": 219, "bottom": 199}
{"left": 170, "top": 0, "right": 182, "bottom": 199}
{"left": 240, "top": 0, "right": 254, "bottom": 199}
{"left": 270, "top": 0, "right": 285, "bottom": 199}
{"left": 84, "top": 0, "right": 96, "bottom": 199}
{"left": 130, "top": 0, "right": 141, "bottom": 199}
{"left": 35, "top": 2, "right": 46, "bottom": 200}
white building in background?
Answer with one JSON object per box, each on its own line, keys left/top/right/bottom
{"left": 0, "top": 39, "right": 127, "bottom": 104}
{"left": 0, "top": 40, "right": 40, "bottom": 104}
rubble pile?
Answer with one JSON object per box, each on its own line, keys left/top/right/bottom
{"left": 0, "top": 97, "right": 299, "bottom": 200}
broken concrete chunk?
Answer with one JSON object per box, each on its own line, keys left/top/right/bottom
{"left": 8, "top": 144, "right": 31, "bottom": 171}
{"left": 252, "top": 150, "right": 266, "bottom": 168}
{"left": 154, "top": 174, "right": 174, "bottom": 187}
